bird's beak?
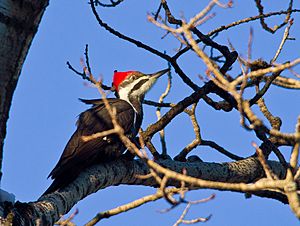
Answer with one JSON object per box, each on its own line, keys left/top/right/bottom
{"left": 148, "top": 68, "right": 170, "bottom": 79}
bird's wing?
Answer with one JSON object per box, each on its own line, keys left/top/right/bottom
{"left": 45, "top": 99, "right": 135, "bottom": 193}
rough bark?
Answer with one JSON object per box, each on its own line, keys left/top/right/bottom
{"left": 0, "top": 0, "right": 49, "bottom": 179}
{"left": 9, "top": 157, "right": 285, "bottom": 225}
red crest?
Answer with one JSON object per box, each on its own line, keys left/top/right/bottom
{"left": 113, "top": 71, "right": 135, "bottom": 91}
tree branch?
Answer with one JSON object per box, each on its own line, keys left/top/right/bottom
{"left": 9, "top": 157, "right": 286, "bottom": 225}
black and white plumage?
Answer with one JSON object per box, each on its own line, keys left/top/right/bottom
{"left": 43, "top": 69, "right": 169, "bottom": 195}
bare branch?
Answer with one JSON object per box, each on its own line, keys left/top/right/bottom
{"left": 271, "top": 19, "right": 294, "bottom": 63}
{"left": 254, "top": 0, "right": 294, "bottom": 33}
{"left": 85, "top": 188, "right": 182, "bottom": 226}
{"left": 156, "top": 67, "right": 172, "bottom": 156}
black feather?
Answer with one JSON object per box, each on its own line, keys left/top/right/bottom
{"left": 43, "top": 99, "right": 141, "bottom": 195}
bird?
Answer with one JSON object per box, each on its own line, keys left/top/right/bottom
{"left": 42, "top": 68, "right": 169, "bottom": 195}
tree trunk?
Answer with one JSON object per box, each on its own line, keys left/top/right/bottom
{"left": 0, "top": 0, "right": 49, "bottom": 179}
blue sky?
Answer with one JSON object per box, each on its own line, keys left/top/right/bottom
{"left": 2, "top": 1, "right": 300, "bottom": 225}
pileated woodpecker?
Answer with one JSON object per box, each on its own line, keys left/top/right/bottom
{"left": 43, "top": 68, "right": 169, "bottom": 195}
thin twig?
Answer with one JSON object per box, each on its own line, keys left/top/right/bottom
{"left": 271, "top": 19, "right": 294, "bottom": 63}
{"left": 156, "top": 66, "right": 172, "bottom": 156}
{"left": 85, "top": 188, "right": 183, "bottom": 226}
{"left": 254, "top": 0, "right": 293, "bottom": 34}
